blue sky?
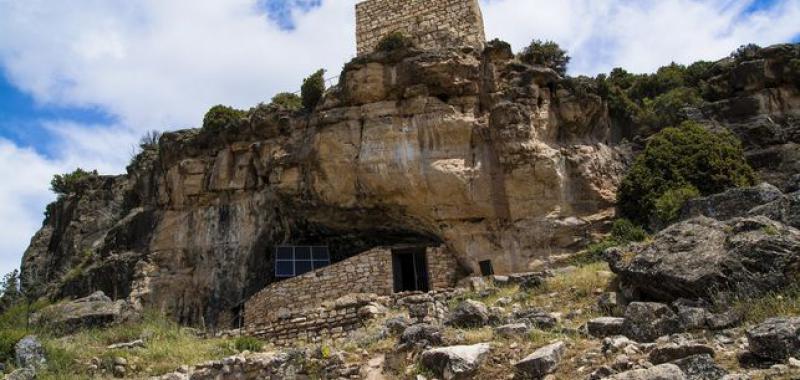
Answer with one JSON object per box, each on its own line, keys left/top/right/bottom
{"left": 0, "top": 0, "right": 798, "bottom": 276}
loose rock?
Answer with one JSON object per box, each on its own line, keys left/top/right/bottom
{"left": 622, "top": 302, "right": 683, "bottom": 342}
{"left": 514, "top": 341, "right": 566, "bottom": 379}
{"left": 419, "top": 343, "right": 491, "bottom": 380}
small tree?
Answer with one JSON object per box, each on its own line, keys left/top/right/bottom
{"left": 138, "top": 130, "right": 161, "bottom": 150}
{"left": 50, "top": 168, "right": 98, "bottom": 196}
{"left": 731, "top": 43, "right": 761, "bottom": 61}
{"left": 270, "top": 92, "right": 302, "bottom": 111}
{"left": 617, "top": 121, "right": 756, "bottom": 226}
{"left": 0, "top": 270, "right": 21, "bottom": 313}
{"left": 301, "top": 69, "right": 326, "bottom": 111}
{"left": 203, "top": 105, "right": 245, "bottom": 132}
{"left": 519, "top": 39, "right": 571, "bottom": 76}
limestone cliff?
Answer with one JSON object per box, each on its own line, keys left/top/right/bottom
{"left": 19, "top": 42, "right": 800, "bottom": 327}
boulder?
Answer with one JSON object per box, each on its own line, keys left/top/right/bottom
{"left": 398, "top": 324, "right": 443, "bottom": 350}
{"left": 14, "top": 336, "right": 45, "bottom": 369}
{"left": 606, "top": 216, "right": 800, "bottom": 303}
{"left": 514, "top": 341, "right": 566, "bottom": 379}
{"left": 598, "top": 292, "right": 626, "bottom": 316}
{"left": 622, "top": 302, "right": 683, "bottom": 342}
{"left": 648, "top": 343, "right": 715, "bottom": 365}
{"left": 447, "top": 300, "right": 489, "bottom": 328}
{"left": 745, "top": 317, "right": 800, "bottom": 362}
{"left": 587, "top": 317, "right": 626, "bottom": 338}
{"left": 494, "top": 323, "right": 529, "bottom": 338}
{"left": 512, "top": 309, "right": 558, "bottom": 329}
{"left": 672, "top": 300, "right": 708, "bottom": 330}
{"left": 33, "top": 291, "right": 130, "bottom": 333}
{"left": 608, "top": 363, "right": 687, "bottom": 380}
{"left": 384, "top": 316, "right": 411, "bottom": 335}
{"left": 671, "top": 354, "right": 728, "bottom": 380}
{"left": 679, "top": 183, "right": 784, "bottom": 221}
{"left": 419, "top": 343, "right": 491, "bottom": 380}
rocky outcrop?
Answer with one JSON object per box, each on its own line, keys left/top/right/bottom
{"left": 32, "top": 291, "right": 134, "bottom": 334}
{"left": 19, "top": 42, "right": 800, "bottom": 327}
{"left": 606, "top": 216, "right": 800, "bottom": 302}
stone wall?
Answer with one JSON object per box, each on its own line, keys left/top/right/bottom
{"left": 243, "top": 245, "right": 459, "bottom": 344}
{"left": 355, "top": 0, "right": 485, "bottom": 55}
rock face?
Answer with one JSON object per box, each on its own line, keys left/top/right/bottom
{"left": 745, "top": 317, "right": 800, "bottom": 362}
{"left": 33, "top": 291, "right": 131, "bottom": 333}
{"left": 622, "top": 302, "right": 683, "bottom": 342}
{"left": 19, "top": 43, "right": 800, "bottom": 326}
{"left": 420, "top": 343, "right": 491, "bottom": 380}
{"left": 607, "top": 216, "right": 800, "bottom": 302}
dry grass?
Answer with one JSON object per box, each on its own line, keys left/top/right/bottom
{"left": 733, "top": 287, "right": 800, "bottom": 325}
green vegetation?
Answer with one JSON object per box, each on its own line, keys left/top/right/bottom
{"left": 202, "top": 104, "right": 245, "bottom": 132}
{"left": 233, "top": 335, "right": 263, "bottom": 352}
{"left": 569, "top": 219, "right": 649, "bottom": 265}
{"left": 301, "top": 69, "right": 326, "bottom": 111}
{"left": 518, "top": 39, "right": 570, "bottom": 76}
{"left": 49, "top": 168, "right": 98, "bottom": 196}
{"left": 270, "top": 92, "right": 302, "bottom": 111}
{"left": 138, "top": 130, "right": 161, "bottom": 150}
{"left": 617, "top": 121, "right": 756, "bottom": 226}
{"left": 376, "top": 31, "right": 414, "bottom": 52}
{"left": 731, "top": 43, "right": 761, "bottom": 62}
{"left": 653, "top": 185, "right": 701, "bottom": 225}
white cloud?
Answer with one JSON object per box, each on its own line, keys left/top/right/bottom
{"left": 0, "top": 0, "right": 798, "bottom": 274}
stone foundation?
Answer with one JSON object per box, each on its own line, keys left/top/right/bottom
{"left": 355, "top": 0, "right": 485, "bottom": 55}
{"left": 243, "top": 245, "right": 460, "bottom": 345}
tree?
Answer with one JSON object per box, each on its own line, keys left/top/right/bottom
{"left": 301, "top": 69, "right": 326, "bottom": 111}
{"left": 202, "top": 105, "right": 245, "bottom": 132}
{"left": 270, "top": 92, "right": 302, "bottom": 111}
{"left": 617, "top": 121, "right": 756, "bottom": 227}
{"left": 138, "top": 130, "right": 161, "bottom": 150}
{"left": 519, "top": 39, "right": 571, "bottom": 76}
{"left": 50, "top": 168, "right": 98, "bottom": 196}
{"left": 0, "top": 270, "right": 22, "bottom": 313}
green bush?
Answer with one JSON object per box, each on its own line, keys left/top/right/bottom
{"left": 731, "top": 43, "right": 761, "bottom": 61}
{"left": 50, "top": 168, "right": 98, "bottom": 196}
{"left": 233, "top": 336, "right": 263, "bottom": 352}
{"left": 376, "top": 31, "right": 414, "bottom": 52}
{"left": 610, "top": 219, "right": 648, "bottom": 243}
{"left": 637, "top": 87, "right": 703, "bottom": 130}
{"left": 301, "top": 69, "right": 326, "bottom": 111}
{"left": 653, "top": 185, "right": 701, "bottom": 225}
{"left": 202, "top": 105, "right": 245, "bottom": 132}
{"left": 518, "top": 39, "right": 570, "bottom": 76}
{"left": 270, "top": 92, "right": 302, "bottom": 111}
{"left": 618, "top": 121, "right": 756, "bottom": 226}
{"left": 0, "top": 328, "right": 26, "bottom": 364}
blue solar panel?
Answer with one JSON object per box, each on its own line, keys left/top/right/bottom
{"left": 275, "top": 246, "right": 330, "bottom": 278}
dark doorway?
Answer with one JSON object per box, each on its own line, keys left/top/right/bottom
{"left": 392, "top": 247, "right": 430, "bottom": 292}
{"left": 479, "top": 260, "right": 494, "bottom": 276}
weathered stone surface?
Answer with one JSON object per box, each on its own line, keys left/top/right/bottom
{"left": 671, "top": 354, "right": 728, "bottom": 380}
{"left": 514, "top": 341, "right": 566, "bottom": 379}
{"left": 608, "top": 364, "right": 687, "bottom": 380}
{"left": 33, "top": 291, "right": 129, "bottom": 333}
{"left": 622, "top": 302, "right": 682, "bottom": 342}
{"left": 679, "top": 183, "right": 784, "bottom": 221}
{"left": 385, "top": 316, "right": 411, "bottom": 335}
{"left": 513, "top": 309, "right": 558, "bottom": 329}
{"left": 399, "top": 324, "right": 444, "bottom": 349}
{"left": 14, "top": 336, "right": 45, "bottom": 369}
{"left": 745, "top": 317, "right": 800, "bottom": 362}
{"left": 649, "top": 343, "right": 715, "bottom": 365}
{"left": 447, "top": 300, "right": 489, "bottom": 328}
{"left": 607, "top": 216, "right": 800, "bottom": 303}
{"left": 420, "top": 343, "right": 491, "bottom": 380}
{"left": 588, "top": 317, "right": 626, "bottom": 338}
{"left": 494, "top": 323, "right": 529, "bottom": 338}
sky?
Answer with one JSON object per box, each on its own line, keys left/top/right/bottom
{"left": 0, "top": 0, "right": 798, "bottom": 277}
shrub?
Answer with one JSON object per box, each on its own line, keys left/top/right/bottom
{"left": 301, "top": 69, "right": 326, "bottom": 111}
{"left": 653, "top": 185, "right": 701, "bottom": 225}
{"left": 731, "top": 43, "right": 761, "bottom": 61}
{"left": 138, "top": 130, "right": 161, "bottom": 150}
{"left": 610, "top": 219, "right": 648, "bottom": 243}
{"left": 618, "top": 121, "right": 756, "bottom": 226}
{"left": 637, "top": 87, "right": 703, "bottom": 130}
{"left": 202, "top": 105, "right": 245, "bottom": 132}
{"left": 0, "top": 328, "right": 25, "bottom": 364}
{"left": 518, "top": 39, "right": 570, "bottom": 76}
{"left": 376, "top": 31, "right": 414, "bottom": 52}
{"left": 233, "top": 336, "right": 263, "bottom": 352}
{"left": 270, "top": 92, "right": 302, "bottom": 111}
{"left": 50, "top": 168, "right": 98, "bottom": 196}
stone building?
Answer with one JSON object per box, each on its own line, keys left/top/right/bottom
{"left": 355, "top": 0, "right": 485, "bottom": 55}
{"left": 243, "top": 245, "right": 460, "bottom": 344}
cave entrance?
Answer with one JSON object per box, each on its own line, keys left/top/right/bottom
{"left": 392, "top": 247, "right": 430, "bottom": 292}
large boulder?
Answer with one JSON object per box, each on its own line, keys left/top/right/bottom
{"left": 419, "top": 343, "right": 491, "bottom": 380}
{"left": 587, "top": 317, "right": 625, "bottom": 338}
{"left": 679, "top": 183, "right": 784, "bottom": 221}
{"left": 649, "top": 343, "right": 715, "bottom": 365}
{"left": 14, "top": 336, "right": 45, "bottom": 369}
{"left": 398, "top": 324, "right": 443, "bottom": 350}
{"left": 622, "top": 302, "right": 683, "bottom": 342}
{"left": 447, "top": 300, "right": 489, "bottom": 328}
{"left": 606, "top": 216, "right": 800, "bottom": 302}
{"left": 33, "top": 291, "right": 131, "bottom": 333}
{"left": 608, "top": 363, "right": 687, "bottom": 380}
{"left": 514, "top": 341, "right": 566, "bottom": 379}
{"left": 745, "top": 317, "right": 800, "bottom": 362}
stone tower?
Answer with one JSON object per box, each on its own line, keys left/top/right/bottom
{"left": 355, "top": 0, "right": 485, "bottom": 55}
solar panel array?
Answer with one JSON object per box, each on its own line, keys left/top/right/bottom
{"left": 275, "top": 246, "right": 331, "bottom": 278}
